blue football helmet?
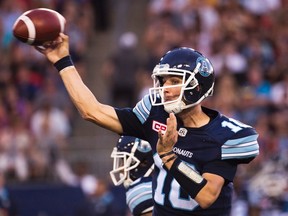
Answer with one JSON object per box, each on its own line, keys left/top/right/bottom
{"left": 110, "top": 136, "right": 154, "bottom": 188}
{"left": 149, "top": 47, "right": 215, "bottom": 114}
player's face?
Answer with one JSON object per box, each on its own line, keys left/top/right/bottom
{"left": 162, "top": 75, "right": 182, "bottom": 102}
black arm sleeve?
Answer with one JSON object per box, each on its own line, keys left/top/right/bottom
{"left": 169, "top": 158, "right": 207, "bottom": 199}
{"left": 115, "top": 108, "right": 146, "bottom": 139}
{"left": 202, "top": 160, "right": 238, "bottom": 182}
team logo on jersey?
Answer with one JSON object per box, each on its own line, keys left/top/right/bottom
{"left": 197, "top": 57, "right": 213, "bottom": 77}
{"left": 152, "top": 121, "right": 167, "bottom": 134}
{"left": 173, "top": 147, "right": 193, "bottom": 158}
{"left": 178, "top": 128, "right": 187, "bottom": 137}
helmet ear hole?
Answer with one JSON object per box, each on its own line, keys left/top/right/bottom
{"left": 184, "top": 89, "right": 199, "bottom": 103}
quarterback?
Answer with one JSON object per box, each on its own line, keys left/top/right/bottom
{"left": 37, "top": 33, "right": 259, "bottom": 215}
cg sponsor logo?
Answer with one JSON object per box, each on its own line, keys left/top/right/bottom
{"left": 152, "top": 121, "right": 167, "bottom": 134}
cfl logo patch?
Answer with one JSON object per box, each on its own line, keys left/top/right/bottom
{"left": 152, "top": 121, "right": 167, "bottom": 134}
{"left": 178, "top": 128, "right": 187, "bottom": 137}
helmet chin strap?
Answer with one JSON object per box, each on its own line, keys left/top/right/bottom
{"left": 164, "top": 100, "right": 186, "bottom": 114}
{"left": 164, "top": 83, "right": 214, "bottom": 114}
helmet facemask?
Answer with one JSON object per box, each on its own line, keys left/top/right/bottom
{"left": 110, "top": 138, "right": 154, "bottom": 188}
{"left": 149, "top": 62, "right": 202, "bottom": 114}
{"left": 110, "top": 142, "right": 140, "bottom": 187}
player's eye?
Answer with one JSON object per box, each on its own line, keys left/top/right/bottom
{"left": 163, "top": 76, "right": 182, "bottom": 86}
{"left": 171, "top": 79, "right": 181, "bottom": 85}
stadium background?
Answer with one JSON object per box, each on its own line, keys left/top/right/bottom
{"left": 0, "top": 0, "right": 287, "bottom": 215}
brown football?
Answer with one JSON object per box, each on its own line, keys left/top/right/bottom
{"left": 12, "top": 8, "right": 66, "bottom": 46}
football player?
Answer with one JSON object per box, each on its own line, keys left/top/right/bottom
{"left": 110, "top": 136, "right": 154, "bottom": 216}
{"left": 38, "top": 35, "right": 260, "bottom": 216}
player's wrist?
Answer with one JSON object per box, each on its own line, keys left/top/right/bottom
{"left": 161, "top": 154, "right": 177, "bottom": 167}
{"left": 159, "top": 150, "right": 174, "bottom": 159}
{"left": 54, "top": 55, "right": 74, "bottom": 72}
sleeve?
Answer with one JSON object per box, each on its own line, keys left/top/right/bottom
{"left": 126, "top": 177, "right": 153, "bottom": 216}
{"left": 115, "top": 95, "right": 153, "bottom": 140}
{"left": 221, "top": 127, "right": 259, "bottom": 163}
{"left": 115, "top": 107, "right": 146, "bottom": 139}
{"left": 202, "top": 160, "right": 238, "bottom": 182}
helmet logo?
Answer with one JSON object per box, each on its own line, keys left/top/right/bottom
{"left": 137, "top": 140, "right": 152, "bottom": 153}
{"left": 197, "top": 57, "right": 213, "bottom": 77}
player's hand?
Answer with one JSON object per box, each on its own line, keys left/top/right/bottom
{"left": 35, "top": 33, "right": 70, "bottom": 64}
{"left": 157, "top": 113, "right": 178, "bottom": 155}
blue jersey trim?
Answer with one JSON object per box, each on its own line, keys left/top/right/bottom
{"left": 126, "top": 183, "right": 152, "bottom": 201}
{"left": 223, "top": 134, "right": 258, "bottom": 145}
{"left": 129, "top": 192, "right": 153, "bottom": 211}
{"left": 222, "top": 134, "right": 259, "bottom": 159}
{"left": 133, "top": 95, "right": 151, "bottom": 124}
{"left": 126, "top": 181, "right": 153, "bottom": 213}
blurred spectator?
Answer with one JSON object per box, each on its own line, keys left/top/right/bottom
{"left": 26, "top": 142, "right": 50, "bottom": 181}
{"left": 77, "top": 177, "right": 127, "bottom": 216}
{"left": 3, "top": 84, "right": 32, "bottom": 127}
{"left": 241, "top": 0, "right": 281, "bottom": 15}
{"left": 136, "top": 70, "right": 153, "bottom": 101}
{"left": 90, "top": 0, "right": 110, "bottom": 31}
{"left": 247, "top": 156, "right": 288, "bottom": 215}
{"left": 102, "top": 32, "right": 143, "bottom": 107}
{"left": 236, "top": 61, "right": 272, "bottom": 125}
{"left": 212, "top": 73, "right": 240, "bottom": 118}
{"left": 65, "top": 160, "right": 98, "bottom": 189}
{"left": 147, "top": 0, "right": 187, "bottom": 18}
{"left": 221, "top": 39, "right": 248, "bottom": 82}
{"left": 143, "top": 12, "right": 183, "bottom": 71}
{"left": 61, "top": 0, "right": 92, "bottom": 63}
{"left": 0, "top": 115, "right": 31, "bottom": 181}
{"left": 14, "top": 64, "right": 39, "bottom": 102}
{"left": 0, "top": 0, "right": 22, "bottom": 49}
{"left": 0, "top": 0, "right": 99, "bottom": 202}
{"left": 0, "top": 172, "right": 17, "bottom": 216}
{"left": 270, "top": 72, "right": 288, "bottom": 110}
{"left": 30, "top": 100, "right": 72, "bottom": 182}
{"left": 33, "top": 76, "right": 75, "bottom": 125}
{"left": 0, "top": 103, "right": 9, "bottom": 130}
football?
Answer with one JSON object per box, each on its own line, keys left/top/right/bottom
{"left": 12, "top": 8, "right": 66, "bottom": 46}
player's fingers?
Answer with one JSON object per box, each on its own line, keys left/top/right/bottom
{"left": 34, "top": 45, "right": 48, "bottom": 54}
{"left": 60, "top": 33, "right": 69, "bottom": 43}
{"left": 34, "top": 45, "right": 43, "bottom": 52}
{"left": 167, "top": 113, "right": 178, "bottom": 143}
{"left": 60, "top": 32, "right": 67, "bottom": 38}
{"left": 167, "top": 113, "right": 177, "bottom": 132}
{"left": 158, "top": 130, "right": 163, "bottom": 141}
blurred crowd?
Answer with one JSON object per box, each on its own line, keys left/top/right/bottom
{"left": 0, "top": 0, "right": 288, "bottom": 215}
{"left": 0, "top": 0, "right": 94, "bottom": 183}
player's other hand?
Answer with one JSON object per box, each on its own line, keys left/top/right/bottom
{"left": 35, "top": 33, "right": 70, "bottom": 64}
{"left": 157, "top": 113, "right": 178, "bottom": 155}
